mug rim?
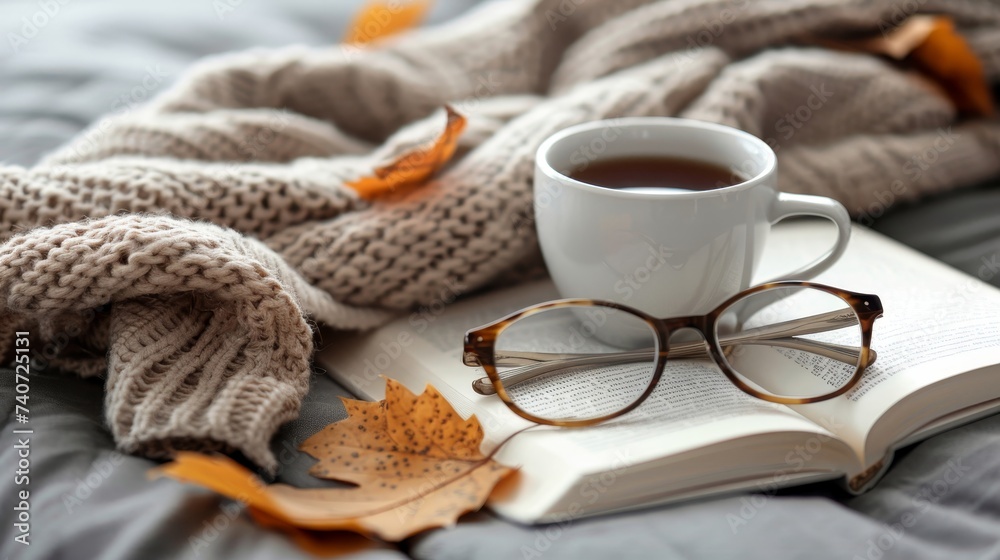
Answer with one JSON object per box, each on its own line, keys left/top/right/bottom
{"left": 535, "top": 117, "right": 777, "bottom": 200}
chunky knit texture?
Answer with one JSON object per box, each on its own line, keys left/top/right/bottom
{"left": 2, "top": 0, "right": 1000, "bottom": 471}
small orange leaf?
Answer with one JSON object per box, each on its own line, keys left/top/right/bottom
{"left": 152, "top": 378, "right": 513, "bottom": 544}
{"left": 346, "top": 106, "right": 466, "bottom": 200}
{"left": 818, "top": 16, "right": 994, "bottom": 117}
{"left": 343, "top": 0, "right": 432, "bottom": 46}
{"left": 909, "top": 18, "right": 994, "bottom": 117}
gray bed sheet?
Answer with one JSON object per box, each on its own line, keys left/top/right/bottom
{"left": 2, "top": 2, "right": 1000, "bottom": 559}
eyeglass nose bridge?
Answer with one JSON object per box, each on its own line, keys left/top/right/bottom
{"left": 655, "top": 315, "right": 709, "bottom": 338}
{"left": 650, "top": 317, "right": 713, "bottom": 362}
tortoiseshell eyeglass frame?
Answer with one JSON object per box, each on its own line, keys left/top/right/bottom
{"left": 462, "top": 281, "right": 884, "bottom": 427}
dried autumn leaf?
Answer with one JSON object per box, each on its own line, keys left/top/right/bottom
{"left": 909, "top": 17, "right": 994, "bottom": 117}
{"left": 817, "top": 15, "right": 994, "bottom": 117}
{"left": 152, "top": 379, "right": 513, "bottom": 543}
{"left": 343, "top": 0, "right": 432, "bottom": 46}
{"left": 346, "top": 105, "right": 466, "bottom": 200}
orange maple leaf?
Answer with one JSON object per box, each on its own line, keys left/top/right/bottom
{"left": 346, "top": 105, "right": 467, "bottom": 200}
{"left": 343, "top": 0, "right": 432, "bottom": 46}
{"left": 152, "top": 379, "right": 513, "bottom": 544}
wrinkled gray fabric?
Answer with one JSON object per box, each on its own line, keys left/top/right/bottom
{"left": 2, "top": 1, "right": 1000, "bottom": 559}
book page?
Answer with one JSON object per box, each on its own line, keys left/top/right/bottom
{"left": 520, "top": 359, "right": 816, "bottom": 455}
{"left": 756, "top": 222, "right": 1000, "bottom": 465}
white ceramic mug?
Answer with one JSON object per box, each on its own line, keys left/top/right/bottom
{"left": 534, "top": 117, "right": 851, "bottom": 317}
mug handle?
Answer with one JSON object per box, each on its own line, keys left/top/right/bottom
{"left": 762, "top": 192, "right": 852, "bottom": 282}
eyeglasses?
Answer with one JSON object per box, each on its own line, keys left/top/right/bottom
{"left": 462, "top": 282, "right": 883, "bottom": 426}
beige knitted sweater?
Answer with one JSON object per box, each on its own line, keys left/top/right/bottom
{"left": 3, "top": 0, "right": 1000, "bottom": 471}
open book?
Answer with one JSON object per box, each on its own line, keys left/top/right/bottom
{"left": 316, "top": 221, "right": 1000, "bottom": 524}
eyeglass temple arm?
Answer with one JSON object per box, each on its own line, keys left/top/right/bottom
{"left": 470, "top": 309, "right": 873, "bottom": 396}
{"left": 734, "top": 308, "right": 859, "bottom": 343}
{"left": 472, "top": 308, "right": 854, "bottom": 369}
{"left": 471, "top": 337, "right": 874, "bottom": 395}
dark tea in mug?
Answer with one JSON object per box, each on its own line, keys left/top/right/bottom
{"left": 570, "top": 155, "right": 738, "bottom": 192}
